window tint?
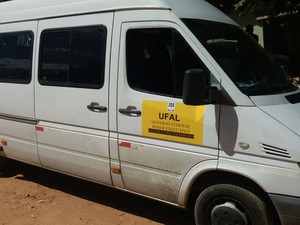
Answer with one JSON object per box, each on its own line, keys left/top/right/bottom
{"left": 39, "top": 26, "right": 107, "bottom": 89}
{"left": 0, "top": 31, "right": 33, "bottom": 83}
{"left": 184, "top": 19, "right": 296, "bottom": 96}
{"left": 126, "top": 28, "right": 208, "bottom": 97}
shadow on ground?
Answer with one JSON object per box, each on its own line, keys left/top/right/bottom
{"left": 0, "top": 160, "right": 195, "bottom": 225}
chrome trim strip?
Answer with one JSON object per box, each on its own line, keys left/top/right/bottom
{"left": 0, "top": 113, "right": 37, "bottom": 125}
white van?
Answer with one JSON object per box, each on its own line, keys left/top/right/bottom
{"left": 0, "top": 0, "right": 299, "bottom": 224}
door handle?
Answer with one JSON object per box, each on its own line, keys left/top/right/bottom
{"left": 119, "top": 106, "right": 141, "bottom": 117}
{"left": 87, "top": 102, "right": 107, "bottom": 113}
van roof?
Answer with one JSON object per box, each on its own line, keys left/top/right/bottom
{"left": 0, "top": 0, "right": 234, "bottom": 25}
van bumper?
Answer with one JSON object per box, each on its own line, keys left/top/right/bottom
{"left": 269, "top": 194, "right": 300, "bottom": 225}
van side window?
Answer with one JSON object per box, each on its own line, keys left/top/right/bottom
{"left": 126, "top": 28, "right": 208, "bottom": 97}
{"left": 39, "top": 26, "right": 107, "bottom": 89}
{"left": 0, "top": 31, "right": 33, "bottom": 84}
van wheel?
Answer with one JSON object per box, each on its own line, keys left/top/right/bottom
{"left": 194, "top": 184, "right": 272, "bottom": 225}
{"left": 0, "top": 156, "right": 9, "bottom": 169}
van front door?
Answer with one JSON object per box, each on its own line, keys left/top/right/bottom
{"left": 35, "top": 13, "right": 113, "bottom": 185}
{"left": 116, "top": 16, "right": 220, "bottom": 203}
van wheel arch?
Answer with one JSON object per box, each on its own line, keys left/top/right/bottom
{"left": 187, "top": 171, "right": 281, "bottom": 225}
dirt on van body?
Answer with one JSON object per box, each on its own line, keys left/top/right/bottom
{"left": 0, "top": 160, "right": 194, "bottom": 225}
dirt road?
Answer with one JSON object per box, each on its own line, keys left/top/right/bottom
{"left": 0, "top": 160, "right": 195, "bottom": 225}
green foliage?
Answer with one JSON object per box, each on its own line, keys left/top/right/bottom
{"left": 207, "top": 0, "right": 299, "bottom": 15}
{"left": 206, "top": 0, "right": 237, "bottom": 13}
{"left": 236, "top": 0, "right": 299, "bottom": 15}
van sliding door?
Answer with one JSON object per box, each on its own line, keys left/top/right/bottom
{"left": 35, "top": 13, "right": 113, "bottom": 185}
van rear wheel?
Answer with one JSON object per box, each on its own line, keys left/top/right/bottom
{"left": 194, "top": 184, "right": 272, "bottom": 225}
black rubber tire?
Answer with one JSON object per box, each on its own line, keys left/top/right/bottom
{"left": 0, "top": 156, "right": 9, "bottom": 169}
{"left": 194, "top": 184, "right": 272, "bottom": 225}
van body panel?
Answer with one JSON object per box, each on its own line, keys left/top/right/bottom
{"left": 38, "top": 145, "right": 111, "bottom": 184}
{"left": 0, "top": 21, "right": 38, "bottom": 165}
{"left": 259, "top": 101, "right": 300, "bottom": 137}
{"left": 219, "top": 105, "right": 300, "bottom": 162}
{"left": 115, "top": 11, "right": 220, "bottom": 203}
{"left": 109, "top": 132, "right": 125, "bottom": 188}
{"left": 219, "top": 105, "right": 300, "bottom": 196}
{"left": 0, "top": 21, "right": 37, "bottom": 118}
{"left": 250, "top": 91, "right": 298, "bottom": 106}
{"left": 270, "top": 194, "right": 300, "bottom": 225}
{"left": 0, "top": 137, "right": 39, "bottom": 165}
{"left": 0, "top": 120, "right": 39, "bottom": 165}
{"left": 0, "top": 1, "right": 299, "bottom": 224}
{"left": 36, "top": 122, "right": 109, "bottom": 158}
{"left": 178, "top": 160, "right": 218, "bottom": 206}
{"left": 164, "top": 0, "right": 235, "bottom": 24}
{"left": 34, "top": 13, "right": 113, "bottom": 185}
{"left": 218, "top": 157, "right": 300, "bottom": 197}
{"left": 0, "top": 118, "right": 36, "bottom": 142}
{"left": 0, "top": 0, "right": 233, "bottom": 25}
{"left": 35, "top": 13, "right": 112, "bottom": 130}
{"left": 0, "top": 0, "right": 169, "bottom": 23}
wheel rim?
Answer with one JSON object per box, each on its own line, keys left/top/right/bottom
{"left": 211, "top": 201, "right": 248, "bottom": 225}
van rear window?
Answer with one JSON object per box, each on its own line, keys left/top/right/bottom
{"left": 0, "top": 31, "right": 33, "bottom": 84}
{"left": 39, "top": 26, "right": 107, "bottom": 89}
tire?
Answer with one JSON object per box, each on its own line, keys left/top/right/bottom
{"left": 194, "top": 184, "right": 272, "bottom": 225}
{"left": 0, "top": 156, "right": 9, "bottom": 169}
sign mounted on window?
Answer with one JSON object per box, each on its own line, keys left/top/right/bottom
{"left": 142, "top": 100, "right": 205, "bottom": 145}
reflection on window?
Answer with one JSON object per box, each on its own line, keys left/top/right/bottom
{"left": 126, "top": 28, "right": 208, "bottom": 97}
{"left": 0, "top": 31, "right": 33, "bottom": 83}
{"left": 39, "top": 26, "right": 107, "bottom": 89}
{"left": 184, "top": 19, "right": 296, "bottom": 96}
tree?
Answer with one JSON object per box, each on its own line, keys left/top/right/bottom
{"left": 207, "top": 0, "right": 299, "bottom": 16}
{"left": 235, "top": 0, "right": 299, "bottom": 15}
{"left": 205, "top": 0, "right": 237, "bottom": 13}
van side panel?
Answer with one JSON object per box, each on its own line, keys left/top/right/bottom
{"left": 35, "top": 13, "right": 113, "bottom": 185}
{"left": 0, "top": 119, "right": 38, "bottom": 164}
{"left": 0, "top": 21, "right": 36, "bottom": 118}
{"left": 113, "top": 11, "right": 220, "bottom": 203}
{"left": 0, "top": 21, "right": 39, "bottom": 165}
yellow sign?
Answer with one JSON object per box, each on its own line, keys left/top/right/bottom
{"left": 142, "top": 100, "right": 205, "bottom": 145}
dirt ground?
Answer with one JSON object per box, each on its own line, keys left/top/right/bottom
{"left": 0, "top": 160, "right": 195, "bottom": 225}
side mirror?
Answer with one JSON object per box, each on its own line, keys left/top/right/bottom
{"left": 183, "top": 69, "right": 212, "bottom": 105}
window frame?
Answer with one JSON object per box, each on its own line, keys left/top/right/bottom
{"left": 125, "top": 27, "right": 210, "bottom": 98}
{"left": 0, "top": 30, "right": 34, "bottom": 84}
{"left": 38, "top": 25, "right": 107, "bottom": 89}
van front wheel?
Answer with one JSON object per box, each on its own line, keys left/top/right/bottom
{"left": 0, "top": 156, "right": 9, "bottom": 169}
{"left": 194, "top": 184, "right": 272, "bottom": 225}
